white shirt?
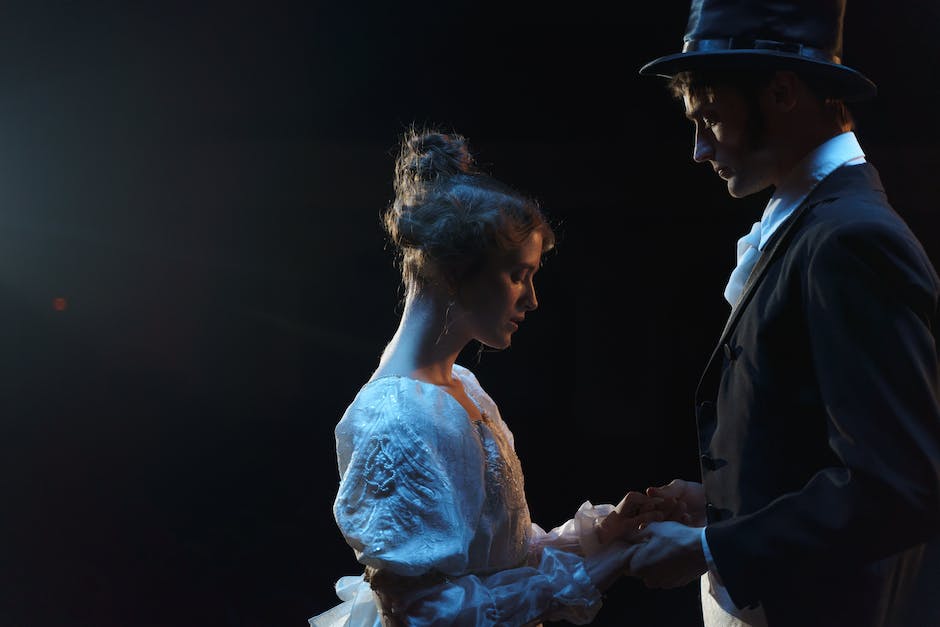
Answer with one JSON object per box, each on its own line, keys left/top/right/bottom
{"left": 757, "top": 131, "right": 866, "bottom": 251}
{"left": 702, "top": 131, "right": 867, "bottom": 626}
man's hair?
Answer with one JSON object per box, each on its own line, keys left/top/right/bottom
{"left": 668, "top": 69, "right": 855, "bottom": 132}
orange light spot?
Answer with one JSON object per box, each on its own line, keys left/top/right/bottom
{"left": 53, "top": 297, "right": 68, "bottom": 311}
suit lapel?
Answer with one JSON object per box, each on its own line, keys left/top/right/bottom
{"left": 695, "top": 196, "right": 830, "bottom": 400}
{"left": 718, "top": 200, "right": 811, "bottom": 342}
{"left": 693, "top": 161, "right": 885, "bottom": 402}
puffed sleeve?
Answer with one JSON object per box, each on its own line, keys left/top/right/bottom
{"left": 333, "top": 390, "right": 482, "bottom": 577}
{"left": 331, "top": 381, "right": 606, "bottom": 625}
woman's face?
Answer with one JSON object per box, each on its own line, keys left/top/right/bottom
{"left": 457, "top": 230, "right": 543, "bottom": 350}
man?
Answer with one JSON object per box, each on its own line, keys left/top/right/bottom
{"left": 624, "top": 1, "right": 940, "bottom": 625}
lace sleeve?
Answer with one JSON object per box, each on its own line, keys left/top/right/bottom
{"left": 528, "top": 500, "right": 617, "bottom": 559}
{"left": 369, "top": 546, "right": 603, "bottom": 626}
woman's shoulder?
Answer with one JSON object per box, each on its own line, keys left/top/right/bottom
{"left": 451, "top": 363, "right": 488, "bottom": 400}
{"left": 451, "top": 362, "right": 477, "bottom": 383}
{"left": 338, "top": 376, "right": 417, "bottom": 430}
{"left": 452, "top": 363, "right": 502, "bottom": 418}
{"left": 337, "top": 373, "right": 471, "bottom": 440}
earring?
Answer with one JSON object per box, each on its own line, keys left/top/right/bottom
{"left": 435, "top": 299, "right": 456, "bottom": 345}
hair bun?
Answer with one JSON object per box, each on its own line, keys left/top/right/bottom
{"left": 383, "top": 124, "right": 553, "bottom": 291}
{"left": 394, "top": 128, "right": 477, "bottom": 200}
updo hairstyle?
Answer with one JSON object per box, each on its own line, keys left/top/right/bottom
{"left": 383, "top": 127, "right": 555, "bottom": 293}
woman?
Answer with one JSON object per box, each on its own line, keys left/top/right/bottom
{"left": 311, "top": 127, "right": 663, "bottom": 626}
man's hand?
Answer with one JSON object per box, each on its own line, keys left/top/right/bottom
{"left": 626, "top": 520, "right": 707, "bottom": 588}
{"left": 646, "top": 479, "right": 707, "bottom": 527}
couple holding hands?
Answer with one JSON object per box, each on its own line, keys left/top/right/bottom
{"left": 312, "top": 1, "right": 940, "bottom": 625}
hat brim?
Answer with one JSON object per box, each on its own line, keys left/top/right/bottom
{"left": 639, "top": 50, "right": 877, "bottom": 102}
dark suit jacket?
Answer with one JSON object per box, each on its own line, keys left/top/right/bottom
{"left": 695, "top": 162, "right": 940, "bottom": 626}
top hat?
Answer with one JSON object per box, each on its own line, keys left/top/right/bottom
{"left": 639, "top": 0, "right": 876, "bottom": 101}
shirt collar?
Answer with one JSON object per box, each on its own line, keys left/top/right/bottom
{"left": 758, "top": 131, "right": 866, "bottom": 249}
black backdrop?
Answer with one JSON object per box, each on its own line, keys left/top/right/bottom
{"left": 2, "top": 2, "right": 937, "bottom": 626}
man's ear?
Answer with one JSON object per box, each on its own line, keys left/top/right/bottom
{"left": 765, "top": 70, "right": 800, "bottom": 113}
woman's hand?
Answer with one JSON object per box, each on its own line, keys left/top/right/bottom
{"left": 595, "top": 491, "right": 665, "bottom": 544}
{"left": 646, "top": 479, "right": 706, "bottom": 527}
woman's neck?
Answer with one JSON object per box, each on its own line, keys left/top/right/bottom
{"left": 373, "top": 292, "right": 468, "bottom": 386}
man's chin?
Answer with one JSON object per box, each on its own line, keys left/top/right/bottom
{"left": 727, "top": 179, "right": 767, "bottom": 199}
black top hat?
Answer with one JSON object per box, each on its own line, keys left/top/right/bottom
{"left": 639, "top": 0, "right": 876, "bottom": 101}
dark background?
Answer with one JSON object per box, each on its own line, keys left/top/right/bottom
{"left": 1, "top": 1, "right": 937, "bottom": 626}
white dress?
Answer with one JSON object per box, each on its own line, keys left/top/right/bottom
{"left": 310, "top": 364, "right": 615, "bottom": 626}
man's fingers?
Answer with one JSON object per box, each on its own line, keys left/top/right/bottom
{"left": 634, "top": 510, "right": 665, "bottom": 524}
{"left": 628, "top": 510, "right": 665, "bottom": 534}
{"left": 630, "top": 521, "right": 656, "bottom": 542}
{"left": 664, "top": 499, "right": 688, "bottom": 522}
{"left": 600, "top": 507, "right": 666, "bottom": 543}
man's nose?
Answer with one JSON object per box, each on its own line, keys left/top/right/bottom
{"left": 692, "top": 130, "right": 714, "bottom": 163}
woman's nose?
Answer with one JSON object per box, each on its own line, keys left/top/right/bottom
{"left": 525, "top": 283, "right": 538, "bottom": 311}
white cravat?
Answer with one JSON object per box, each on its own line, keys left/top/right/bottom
{"left": 723, "top": 220, "right": 762, "bottom": 306}
{"left": 721, "top": 131, "right": 867, "bottom": 309}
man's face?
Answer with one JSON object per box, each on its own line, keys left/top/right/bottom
{"left": 683, "top": 84, "right": 777, "bottom": 198}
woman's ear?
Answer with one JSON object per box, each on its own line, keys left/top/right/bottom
{"left": 427, "top": 265, "right": 460, "bottom": 303}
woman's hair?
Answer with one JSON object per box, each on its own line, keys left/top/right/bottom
{"left": 383, "top": 126, "right": 555, "bottom": 292}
